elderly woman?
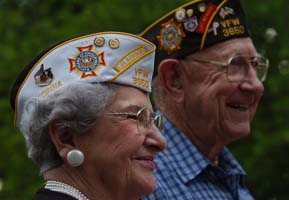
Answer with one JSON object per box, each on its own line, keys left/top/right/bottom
{"left": 10, "top": 32, "right": 166, "bottom": 200}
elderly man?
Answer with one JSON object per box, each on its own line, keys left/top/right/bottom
{"left": 140, "top": 0, "right": 269, "bottom": 199}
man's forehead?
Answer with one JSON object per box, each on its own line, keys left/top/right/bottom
{"left": 197, "top": 37, "right": 256, "bottom": 58}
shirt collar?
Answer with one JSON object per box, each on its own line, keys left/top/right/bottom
{"left": 159, "top": 111, "right": 246, "bottom": 184}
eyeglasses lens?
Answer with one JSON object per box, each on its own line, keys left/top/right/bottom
{"left": 137, "top": 108, "right": 163, "bottom": 135}
{"left": 137, "top": 109, "right": 152, "bottom": 128}
{"left": 227, "top": 56, "right": 249, "bottom": 82}
{"left": 154, "top": 115, "right": 163, "bottom": 131}
{"left": 254, "top": 57, "right": 268, "bottom": 82}
{"left": 227, "top": 55, "right": 268, "bottom": 82}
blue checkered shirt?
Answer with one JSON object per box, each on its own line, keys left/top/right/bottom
{"left": 141, "top": 112, "right": 254, "bottom": 200}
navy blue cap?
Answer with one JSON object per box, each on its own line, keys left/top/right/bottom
{"left": 140, "top": 0, "right": 250, "bottom": 76}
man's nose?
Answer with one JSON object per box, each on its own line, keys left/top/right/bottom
{"left": 239, "top": 66, "right": 264, "bottom": 94}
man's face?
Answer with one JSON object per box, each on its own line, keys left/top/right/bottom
{"left": 180, "top": 37, "right": 264, "bottom": 145}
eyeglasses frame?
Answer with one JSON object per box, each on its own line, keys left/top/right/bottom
{"left": 186, "top": 54, "right": 269, "bottom": 82}
{"left": 104, "top": 107, "right": 163, "bottom": 135}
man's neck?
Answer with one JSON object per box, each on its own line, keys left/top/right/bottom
{"left": 162, "top": 106, "right": 225, "bottom": 164}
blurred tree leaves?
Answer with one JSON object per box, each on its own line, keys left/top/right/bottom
{"left": 231, "top": 1, "right": 289, "bottom": 200}
{"left": 0, "top": 0, "right": 288, "bottom": 199}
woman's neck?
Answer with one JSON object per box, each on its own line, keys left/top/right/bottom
{"left": 43, "top": 166, "right": 140, "bottom": 200}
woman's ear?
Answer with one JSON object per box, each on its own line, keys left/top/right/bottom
{"left": 158, "top": 58, "right": 185, "bottom": 103}
{"left": 48, "top": 120, "right": 75, "bottom": 160}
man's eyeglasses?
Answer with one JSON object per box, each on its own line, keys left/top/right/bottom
{"left": 104, "top": 107, "right": 163, "bottom": 135}
{"left": 188, "top": 54, "right": 269, "bottom": 82}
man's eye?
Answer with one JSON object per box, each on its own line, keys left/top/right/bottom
{"left": 250, "top": 61, "right": 259, "bottom": 68}
{"left": 126, "top": 114, "right": 137, "bottom": 120}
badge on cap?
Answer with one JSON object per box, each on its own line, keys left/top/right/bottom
{"left": 157, "top": 19, "right": 186, "bottom": 55}
{"left": 94, "top": 36, "right": 105, "bottom": 47}
{"left": 219, "top": 6, "right": 235, "bottom": 19}
{"left": 183, "top": 16, "right": 198, "bottom": 32}
{"left": 198, "top": 3, "right": 207, "bottom": 12}
{"left": 175, "top": 8, "right": 186, "bottom": 22}
{"left": 109, "top": 38, "right": 120, "bottom": 49}
{"left": 34, "top": 64, "right": 53, "bottom": 86}
{"left": 186, "top": 9, "right": 194, "bottom": 18}
{"left": 140, "top": 0, "right": 251, "bottom": 72}
{"left": 68, "top": 44, "right": 106, "bottom": 79}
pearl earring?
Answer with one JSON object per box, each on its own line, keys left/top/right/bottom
{"left": 67, "top": 149, "right": 84, "bottom": 167}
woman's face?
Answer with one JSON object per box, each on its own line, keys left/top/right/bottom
{"left": 77, "top": 85, "right": 166, "bottom": 198}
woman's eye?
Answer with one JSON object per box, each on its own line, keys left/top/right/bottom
{"left": 126, "top": 114, "right": 137, "bottom": 120}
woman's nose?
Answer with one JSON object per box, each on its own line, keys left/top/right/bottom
{"left": 144, "top": 125, "right": 166, "bottom": 152}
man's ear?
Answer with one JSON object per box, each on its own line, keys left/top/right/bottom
{"left": 48, "top": 120, "right": 75, "bottom": 160}
{"left": 158, "top": 58, "right": 184, "bottom": 103}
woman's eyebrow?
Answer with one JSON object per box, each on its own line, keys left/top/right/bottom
{"left": 117, "top": 105, "right": 143, "bottom": 113}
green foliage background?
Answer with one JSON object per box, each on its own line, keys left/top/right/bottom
{"left": 0, "top": 0, "right": 288, "bottom": 199}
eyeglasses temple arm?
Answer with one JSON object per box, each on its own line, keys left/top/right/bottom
{"left": 191, "top": 58, "right": 227, "bottom": 67}
{"left": 104, "top": 112, "right": 137, "bottom": 117}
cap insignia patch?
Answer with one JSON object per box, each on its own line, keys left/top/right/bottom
{"left": 68, "top": 44, "right": 106, "bottom": 79}
{"left": 175, "top": 8, "right": 186, "bottom": 22}
{"left": 219, "top": 6, "right": 234, "bottom": 19}
{"left": 34, "top": 64, "right": 53, "bottom": 86}
{"left": 183, "top": 16, "right": 199, "bottom": 32}
{"left": 109, "top": 38, "right": 120, "bottom": 49}
{"left": 198, "top": 2, "right": 207, "bottom": 13}
{"left": 94, "top": 36, "right": 105, "bottom": 47}
{"left": 157, "top": 18, "right": 186, "bottom": 55}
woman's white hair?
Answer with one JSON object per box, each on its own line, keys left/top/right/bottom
{"left": 20, "top": 81, "right": 118, "bottom": 174}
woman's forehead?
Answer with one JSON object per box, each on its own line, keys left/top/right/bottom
{"left": 107, "top": 86, "right": 151, "bottom": 110}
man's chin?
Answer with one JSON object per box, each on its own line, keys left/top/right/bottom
{"left": 222, "top": 121, "right": 251, "bottom": 141}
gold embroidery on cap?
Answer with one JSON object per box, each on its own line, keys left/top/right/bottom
{"left": 132, "top": 68, "right": 150, "bottom": 88}
{"left": 112, "top": 45, "right": 148, "bottom": 72}
{"left": 221, "top": 17, "right": 245, "bottom": 37}
{"left": 38, "top": 80, "right": 62, "bottom": 97}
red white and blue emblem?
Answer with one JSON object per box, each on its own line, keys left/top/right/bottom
{"left": 75, "top": 51, "right": 98, "bottom": 72}
{"left": 68, "top": 45, "right": 106, "bottom": 78}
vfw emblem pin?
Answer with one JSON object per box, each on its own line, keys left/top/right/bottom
{"left": 68, "top": 45, "right": 106, "bottom": 78}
